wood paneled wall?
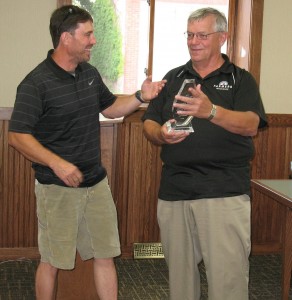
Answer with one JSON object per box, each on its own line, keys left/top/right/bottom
{"left": 0, "top": 110, "right": 38, "bottom": 259}
{"left": 251, "top": 114, "right": 292, "bottom": 253}
{"left": 0, "top": 108, "right": 118, "bottom": 260}
{"left": 113, "top": 111, "right": 162, "bottom": 257}
{"left": 0, "top": 108, "right": 291, "bottom": 259}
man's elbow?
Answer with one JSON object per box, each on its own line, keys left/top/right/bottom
{"left": 247, "top": 127, "right": 258, "bottom": 137}
{"left": 102, "top": 106, "right": 122, "bottom": 119}
{"left": 8, "top": 132, "right": 25, "bottom": 149}
{"left": 245, "top": 113, "right": 260, "bottom": 136}
{"left": 8, "top": 132, "right": 16, "bottom": 147}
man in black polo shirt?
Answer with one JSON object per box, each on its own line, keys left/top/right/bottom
{"left": 142, "top": 7, "right": 267, "bottom": 300}
{"left": 8, "top": 5, "right": 166, "bottom": 300}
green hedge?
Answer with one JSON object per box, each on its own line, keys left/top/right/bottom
{"left": 90, "top": 0, "right": 124, "bottom": 85}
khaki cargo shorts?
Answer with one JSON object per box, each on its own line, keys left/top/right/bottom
{"left": 35, "top": 177, "right": 121, "bottom": 270}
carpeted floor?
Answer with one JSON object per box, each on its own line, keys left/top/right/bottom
{"left": 0, "top": 255, "right": 291, "bottom": 299}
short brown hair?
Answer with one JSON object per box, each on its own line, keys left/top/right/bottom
{"left": 50, "top": 5, "right": 93, "bottom": 48}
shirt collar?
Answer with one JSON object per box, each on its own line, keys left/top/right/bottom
{"left": 184, "top": 54, "right": 234, "bottom": 79}
{"left": 45, "top": 49, "right": 83, "bottom": 79}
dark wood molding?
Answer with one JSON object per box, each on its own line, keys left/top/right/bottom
{"left": 228, "top": 0, "right": 264, "bottom": 85}
{"left": 248, "top": 0, "right": 264, "bottom": 84}
{"left": 0, "top": 247, "right": 39, "bottom": 260}
{"left": 266, "top": 114, "right": 292, "bottom": 127}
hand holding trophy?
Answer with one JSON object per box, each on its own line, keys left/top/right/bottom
{"left": 167, "top": 79, "right": 195, "bottom": 133}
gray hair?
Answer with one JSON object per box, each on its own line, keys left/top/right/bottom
{"left": 188, "top": 7, "right": 227, "bottom": 32}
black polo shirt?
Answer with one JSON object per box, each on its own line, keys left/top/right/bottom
{"left": 142, "top": 55, "right": 267, "bottom": 200}
{"left": 9, "top": 50, "right": 117, "bottom": 187}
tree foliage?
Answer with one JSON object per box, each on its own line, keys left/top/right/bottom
{"left": 74, "top": 0, "right": 124, "bottom": 90}
{"left": 90, "top": 0, "right": 124, "bottom": 85}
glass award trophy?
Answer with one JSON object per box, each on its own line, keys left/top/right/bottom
{"left": 167, "top": 79, "right": 195, "bottom": 133}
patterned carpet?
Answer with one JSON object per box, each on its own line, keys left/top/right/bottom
{"left": 0, "top": 255, "right": 291, "bottom": 299}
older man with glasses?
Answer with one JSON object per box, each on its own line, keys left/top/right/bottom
{"left": 142, "top": 7, "right": 267, "bottom": 300}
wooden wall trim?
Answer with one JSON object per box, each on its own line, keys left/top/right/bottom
{"left": 266, "top": 114, "right": 292, "bottom": 127}
{"left": 0, "top": 107, "right": 292, "bottom": 122}
{"left": 0, "top": 108, "right": 13, "bottom": 120}
{"left": 0, "top": 247, "right": 39, "bottom": 260}
{"left": 2, "top": 107, "right": 291, "bottom": 125}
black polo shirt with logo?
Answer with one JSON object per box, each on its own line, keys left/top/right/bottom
{"left": 142, "top": 54, "right": 267, "bottom": 201}
{"left": 9, "top": 50, "right": 117, "bottom": 187}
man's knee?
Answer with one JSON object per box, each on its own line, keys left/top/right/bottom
{"left": 93, "top": 257, "right": 115, "bottom": 268}
{"left": 37, "top": 261, "right": 59, "bottom": 276}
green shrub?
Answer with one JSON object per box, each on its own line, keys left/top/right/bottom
{"left": 74, "top": 0, "right": 124, "bottom": 91}
{"left": 90, "top": 0, "right": 124, "bottom": 85}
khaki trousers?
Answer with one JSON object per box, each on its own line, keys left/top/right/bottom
{"left": 157, "top": 195, "right": 251, "bottom": 300}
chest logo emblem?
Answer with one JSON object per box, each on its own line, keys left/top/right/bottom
{"left": 214, "top": 81, "right": 233, "bottom": 91}
{"left": 88, "top": 78, "right": 94, "bottom": 85}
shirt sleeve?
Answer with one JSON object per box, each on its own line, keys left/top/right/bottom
{"left": 95, "top": 69, "right": 117, "bottom": 111}
{"left": 9, "top": 77, "right": 43, "bottom": 134}
{"left": 233, "top": 70, "right": 267, "bottom": 128}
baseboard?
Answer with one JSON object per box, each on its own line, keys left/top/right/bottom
{"left": 0, "top": 247, "right": 40, "bottom": 261}
{"left": 251, "top": 243, "right": 281, "bottom": 255}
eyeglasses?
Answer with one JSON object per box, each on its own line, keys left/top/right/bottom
{"left": 184, "top": 31, "right": 222, "bottom": 40}
{"left": 57, "top": 8, "right": 74, "bottom": 35}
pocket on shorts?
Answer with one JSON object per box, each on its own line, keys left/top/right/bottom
{"left": 35, "top": 183, "right": 48, "bottom": 230}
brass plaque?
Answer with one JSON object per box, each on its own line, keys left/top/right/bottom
{"left": 133, "top": 242, "right": 164, "bottom": 259}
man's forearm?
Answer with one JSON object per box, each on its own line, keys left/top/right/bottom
{"left": 143, "top": 120, "right": 165, "bottom": 146}
{"left": 8, "top": 132, "right": 61, "bottom": 167}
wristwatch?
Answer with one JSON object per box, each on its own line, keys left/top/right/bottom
{"left": 135, "top": 90, "right": 145, "bottom": 103}
{"left": 207, "top": 104, "right": 217, "bottom": 120}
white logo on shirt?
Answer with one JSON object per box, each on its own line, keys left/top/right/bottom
{"left": 88, "top": 79, "right": 94, "bottom": 85}
{"left": 214, "top": 81, "right": 233, "bottom": 91}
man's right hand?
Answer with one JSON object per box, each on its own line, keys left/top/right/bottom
{"left": 51, "top": 158, "right": 84, "bottom": 188}
{"left": 8, "top": 132, "right": 83, "bottom": 187}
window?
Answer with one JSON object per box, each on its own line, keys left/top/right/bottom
{"left": 151, "top": 0, "right": 229, "bottom": 81}
{"left": 58, "top": 0, "right": 264, "bottom": 91}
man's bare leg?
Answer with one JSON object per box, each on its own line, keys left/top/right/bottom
{"left": 35, "top": 262, "right": 58, "bottom": 300}
{"left": 93, "top": 258, "right": 118, "bottom": 300}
